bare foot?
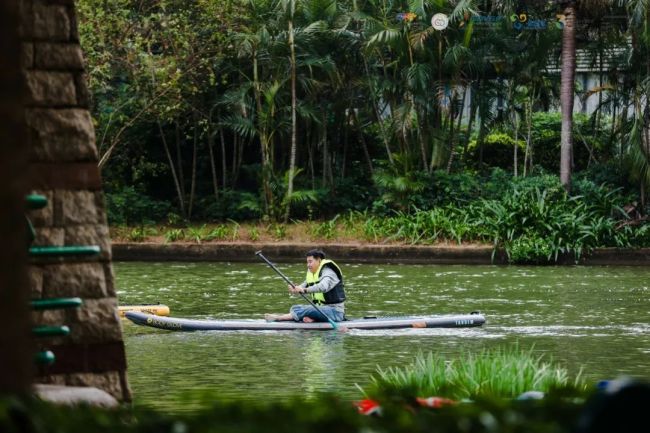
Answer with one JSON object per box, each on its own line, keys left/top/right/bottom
{"left": 302, "top": 317, "right": 315, "bottom": 323}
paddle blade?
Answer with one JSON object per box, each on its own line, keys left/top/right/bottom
{"left": 328, "top": 320, "right": 349, "bottom": 333}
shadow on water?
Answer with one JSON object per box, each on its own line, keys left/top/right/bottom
{"left": 117, "top": 262, "right": 650, "bottom": 411}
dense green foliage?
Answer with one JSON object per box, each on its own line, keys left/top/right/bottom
{"left": 360, "top": 170, "right": 649, "bottom": 263}
{"left": 105, "top": 186, "right": 171, "bottom": 225}
{"left": 112, "top": 169, "right": 649, "bottom": 263}
{"left": 0, "top": 390, "right": 592, "bottom": 433}
{"left": 364, "top": 346, "right": 585, "bottom": 400}
{"left": 77, "top": 1, "right": 650, "bottom": 224}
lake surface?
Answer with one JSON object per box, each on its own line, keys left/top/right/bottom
{"left": 115, "top": 262, "right": 650, "bottom": 411}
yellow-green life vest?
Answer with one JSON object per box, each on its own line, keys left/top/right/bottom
{"left": 305, "top": 259, "right": 346, "bottom": 305}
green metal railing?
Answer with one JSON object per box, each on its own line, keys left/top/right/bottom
{"left": 26, "top": 194, "right": 47, "bottom": 210}
{"left": 34, "top": 350, "right": 55, "bottom": 366}
{"left": 29, "top": 245, "right": 101, "bottom": 257}
{"left": 31, "top": 297, "right": 82, "bottom": 310}
{"left": 26, "top": 194, "right": 97, "bottom": 366}
{"left": 33, "top": 325, "right": 71, "bottom": 337}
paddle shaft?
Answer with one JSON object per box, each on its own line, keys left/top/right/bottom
{"left": 255, "top": 251, "right": 338, "bottom": 329}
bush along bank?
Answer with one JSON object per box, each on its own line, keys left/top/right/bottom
{"left": 110, "top": 175, "right": 650, "bottom": 264}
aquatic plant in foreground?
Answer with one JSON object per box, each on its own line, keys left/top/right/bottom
{"left": 363, "top": 346, "right": 586, "bottom": 400}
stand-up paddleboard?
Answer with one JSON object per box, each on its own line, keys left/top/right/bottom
{"left": 125, "top": 311, "right": 485, "bottom": 331}
{"left": 118, "top": 304, "right": 170, "bottom": 317}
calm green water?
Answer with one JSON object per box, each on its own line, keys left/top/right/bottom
{"left": 116, "top": 262, "right": 650, "bottom": 411}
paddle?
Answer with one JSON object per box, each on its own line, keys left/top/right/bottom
{"left": 255, "top": 251, "right": 340, "bottom": 330}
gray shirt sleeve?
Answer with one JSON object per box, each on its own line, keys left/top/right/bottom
{"left": 303, "top": 267, "right": 340, "bottom": 294}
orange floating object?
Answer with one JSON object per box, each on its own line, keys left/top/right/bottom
{"left": 355, "top": 399, "right": 382, "bottom": 416}
{"left": 118, "top": 304, "right": 170, "bottom": 317}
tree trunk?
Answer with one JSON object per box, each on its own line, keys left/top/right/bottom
{"left": 188, "top": 116, "right": 198, "bottom": 219}
{"left": 560, "top": 2, "right": 577, "bottom": 191}
{"left": 307, "top": 130, "right": 316, "bottom": 189}
{"left": 363, "top": 56, "right": 394, "bottom": 164}
{"left": 447, "top": 86, "right": 466, "bottom": 173}
{"left": 477, "top": 115, "right": 487, "bottom": 168}
{"left": 596, "top": 26, "right": 603, "bottom": 131}
{"left": 321, "top": 108, "right": 333, "bottom": 187}
{"left": 219, "top": 127, "right": 227, "bottom": 190}
{"left": 461, "top": 81, "right": 478, "bottom": 165}
{"left": 513, "top": 109, "right": 519, "bottom": 177}
{"left": 158, "top": 121, "right": 186, "bottom": 216}
{"left": 207, "top": 124, "right": 219, "bottom": 199}
{"left": 352, "top": 110, "right": 374, "bottom": 175}
{"left": 514, "top": 128, "right": 519, "bottom": 177}
{"left": 341, "top": 109, "right": 349, "bottom": 179}
{"left": 236, "top": 137, "right": 245, "bottom": 187}
{"left": 232, "top": 135, "right": 245, "bottom": 188}
{"left": 175, "top": 122, "right": 186, "bottom": 203}
{"left": 437, "top": 36, "right": 444, "bottom": 129}
{"left": 609, "top": 95, "right": 618, "bottom": 151}
{"left": 641, "top": 181, "right": 646, "bottom": 215}
{"left": 455, "top": 85, "right": 467, "bottom": 134}
{"left": 231, "top": 134, "right": 240, "bottom": 187}
{"left": 253, "top": 51, "right": 274, "bottom": 217}
{"left": 285, "top": 17, "right": 297, "bottom": 223}
{"left": 232, "top": 133, "right": 237, "bottom": 184}
{"left": 524, "top": 99, "right": 533, "bottom": 176}
{"left": 418, "top": 110, "right": 429, "bottom": 173}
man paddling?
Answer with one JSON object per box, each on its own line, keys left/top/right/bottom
{"left": 265, "top": 249, "right": 346, "bottom": 323}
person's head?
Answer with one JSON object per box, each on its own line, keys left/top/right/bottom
{"left": 305, "top": 249, "right": 325, "bottom": 273}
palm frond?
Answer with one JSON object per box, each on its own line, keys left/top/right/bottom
{"left": 409, "top": 26, "right": 435, "bottom": 50}
{"left": 367, "top": 28, "right": 401, "bottom": 47}
{"left": 406, "top": 63, "right": 432, "bottom": 93}
{"left": 220, "top": 114, "right": 257, "bottom": 139}
{"left": 449, "top": 0, "right": 478, "bottom": 23}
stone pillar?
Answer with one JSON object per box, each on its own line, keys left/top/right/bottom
{"left": 20, "top": 0, "right": 131, "bottom": 402}
{"left": 0, "top": 0, "right": 33, "bottom": 395}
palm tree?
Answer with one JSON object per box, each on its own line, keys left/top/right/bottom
{"left": 559, "top": 1, "right": 577, "bottom": 191}
{"left": 558, "top": 0, "right": 615, "bottom": 191}
{"left": 280, "top": 0, "right": 299, "bottom": 222}
{"left": 359, "top": 0, "right": 479, "bottom": 175}
{"left": 229, "top": 0, "right": 286, "bottom": 218}
{"left": 621, "top": 0, "right": 650, "bottom": 210}
{"left": 279, "top": 0, "right": 346, "bottom": 220}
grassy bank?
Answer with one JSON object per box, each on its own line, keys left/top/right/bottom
{"left": 110, "top": 208, "right": 650, "bottom": 266}
{"left": 110, "top": 217, "right": 388, "bottom": 246}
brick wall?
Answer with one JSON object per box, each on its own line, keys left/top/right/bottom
{"left": 20, "top": 0, "right": 131, "bottom": 402}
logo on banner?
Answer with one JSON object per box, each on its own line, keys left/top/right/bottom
{"left": 431, "top": 13, "right": 449, "bottom": 30}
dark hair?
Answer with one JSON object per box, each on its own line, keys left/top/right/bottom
{"left": 305, "top": 249, "right": 325, "bottom": 259}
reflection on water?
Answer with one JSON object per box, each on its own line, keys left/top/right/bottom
{"left": 116, "top": 262, "right": 650, "bottom": 411}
